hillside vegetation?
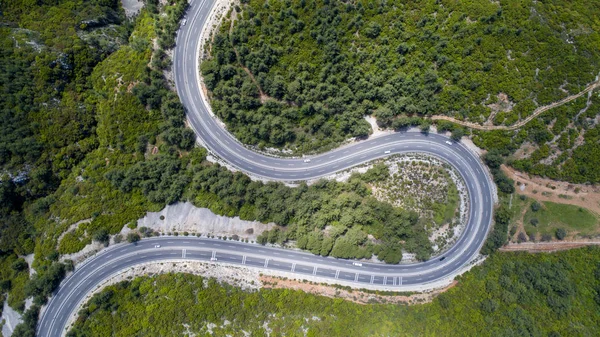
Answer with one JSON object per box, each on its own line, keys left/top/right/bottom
{"left": 1, "top": 0, "right": 598, "bottom": 334}
{"left": 68, "top": 247, "right": 600, "bottom": 336}
{"left": 1, "top": 2, "right": 442, "bottom": 332}
{"left": 202, "top": 0, "right": 600, "bottom": 153}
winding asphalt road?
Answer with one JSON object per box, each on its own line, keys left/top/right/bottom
{"left": 37, "top": 0, "right": 495, "bottom": 335}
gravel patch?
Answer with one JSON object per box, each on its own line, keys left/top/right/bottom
{"left": 121, "top": 0, "right": 144, "bottom": 18}
{"left": 1, "top": 301, "right": 22, "bottom": 337}
{"left": 137, "top": 202, "right": 276, "bottom": 240}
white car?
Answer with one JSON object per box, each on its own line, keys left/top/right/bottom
{"left": 445, "top": 141, "right": 453, "bottom": 145}
{"left": 303, "top": 159, "right": 311, "bottom": 163}
{"left": 181, "top": 19, "right": 187, "bottom": 26}
{"left": 154, "top": 244, "right": 161, "bottom": 248}
{"left": 384, "top": 150, "right": 391, "bottom": 154}
{"left": 210, "top": 257, "right": 218, "bottom": 261}
{"left": 352, "top": 262, "right": 362, "bottom": 267}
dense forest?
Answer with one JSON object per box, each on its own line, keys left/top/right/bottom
{"left": 1, "top": 1, "right": 439, "bottom": 334}
{"left": 0, "top": 0, "right": 131, "bottom": 320}
{"left": 103, "top": 154, "right": 431, "bottom": 263}
{"left": 1, "top": 0, "right": 599, "bottom": 335}
{"left": 67, "top": 247, "right": 600, "bottom": 336}
{"left": 0, "top": 0, "right": 194, "bottom": 334}
{"left": 202, "top": 0, "right": 600, "bottom": 153}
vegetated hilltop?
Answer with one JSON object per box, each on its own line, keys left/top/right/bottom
{"left": 201, "top": 0, "right": 600, "bottom": 153}
{"left": 67, "top": 247, "right": 600, "bottom": 336}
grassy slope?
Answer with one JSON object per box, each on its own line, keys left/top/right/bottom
{"left": 68, "top": 247, "right": 600, "bottom": 337}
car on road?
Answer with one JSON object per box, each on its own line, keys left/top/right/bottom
{"left": 384, "top": 150, "right": 391, "bottom": 154}
{"left": 154, "top": 244, "right": 161, "bottom": 248}
{"left": 352, "top": 262, "right": 363, "bottom": 267}
{"left": 181, "top": 19, "right": 187, "bottom": 26}
{"left": 445, "top": 141, "right": 452, "bottom": 145}
{"left": 210, "top": 257, "right": 218, "bottom": 261}
{"left": 439, "top": 256, "right": 446, "bottom": 261}
{"left": 303, "top": 159, "right": 311, "bottom": 163}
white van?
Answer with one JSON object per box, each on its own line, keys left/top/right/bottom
{"left": 352, "top": 262, "right": 362, "bottom": 267}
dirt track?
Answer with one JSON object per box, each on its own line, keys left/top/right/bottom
{"left": 431, "top": 80, "right": 600, "bottom": 131}
{"left": 502, "top": 165, "right": 600, "bottom": 216}
{"left": 500, "top": 242, "right": 600, "bottom": 253}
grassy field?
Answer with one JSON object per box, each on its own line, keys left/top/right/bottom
{"left": 523, "top": 200, "right": 599, "bottom": 238}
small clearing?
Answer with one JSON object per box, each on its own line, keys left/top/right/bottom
{"left": 503, "top": 165, "right": 600, "bottom": 216}
{"left": 137, "top": 202, "right": 276, "bottom": 241}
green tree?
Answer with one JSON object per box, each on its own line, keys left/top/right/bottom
{"left": 555, "top": 228, "right": 567, "bottom": 240}
{"left": 127, "top": 232, "right": 141, "bottom": 243}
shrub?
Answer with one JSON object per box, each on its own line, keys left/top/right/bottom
{"left": 555, "top": 228, "right": 567, "bottom": 240}
{"left": 114, "top": 234, "right": 123, "bottom": 243}
{"left": 64, "top": 259, "right": 75, "bottom": 272}
{"left": 127, "top": 232, "right": 141, "bottom": 243}
{"left": 450, "top": 128, "right": 465, "bottom": 142}
{"left": 93, "top": 229, "right": 110, "bottom": 244}
{"left": 531, "top": 201, "right": 541, "bottom": 212}
{"left": 11, "top": 258, "right": 28, "bottom": 272}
